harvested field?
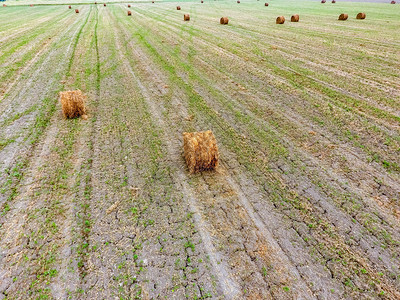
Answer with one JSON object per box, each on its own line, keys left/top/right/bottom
{"left": 0, "top": 0, "right": 399, "bottom": 299}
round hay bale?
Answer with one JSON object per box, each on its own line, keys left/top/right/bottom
{"left": 128, "top": 4, "right": 131, "bottom": 7}
{"left": 103, "top": 3, "right": 106, "bottom": 6}
{"left": 265, "top": 3, "right": 269, "bottom": 6}
{"left": 201, "top": 0, "right": 204, "bottom": 3}
{"left": 338, "top": 13, "right": 348, "bottom": 20}
{"left": 390, "top": 1, "right": 396, "bottom": 4}
{"left": 220, "top": 17, "right": 229, "bottom": 24}
{"left": 128, "top": 10, "right": 131, "bottom": 16}
{"left": 177, "top": 5, "right": 181, "bottom": 10}
{"left": 356, "top": 12, "right": 366, "bottom": 19}
{"left": 60, "top": 90, "right": 87, "bottom": 119}
{"left": 30, "top": 4, "right": 34, "bottom": 6}
{"left": 75, "top": 9, "right": 79, "bottom": 13}
{"left": 276, "top": 16, "right": 285, "bottom": 24}
{"left": 69, "top": 5, "right": 72, "bottom": 9}
{"left": 183, "top": 131, "right": 219, "bottom": 173}
{"left": 291, "top": 14, "right": 299, "bottom": 22}
{"left": 184, "top": 13, "right": 190, "bottom": 21}
{"left": 332, "top": 0, "right": 336, "bottom": 2}
{"left": 321, "top": 0, "right": 326, "bottom": 3}
{"left": 237, "top": 0, "right": 240, "bottom": 3}
{"left": 2, "top": 4, "right": 6, "bottom": 7}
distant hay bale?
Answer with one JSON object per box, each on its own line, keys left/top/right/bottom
{"left": 30, "top": 4, "right": 34, "bottom": 6}
{"left": 276, "top": 16, "right": 285, "bottom": 24}
{"left": 356, "top": 12, "right": 366, "bottom": 19}
{"left": 60, "top": 90, "right": 87, "bottom": 119}
{"left": 265, "top": 2, "right": 269, "bottom": 6}
{"left": 220, "top": 17, "right": 229, "bottom": 24}
{"left": 128, "top": 10, "right": 131, "bottom": 16}
{"left": 183, "top": 131, "right": 219, "bottom": 173}
{"left": 291, "top": 14, "right": 299, "bottom": 22}
{"left": 128, "top": 4, "right": 131, "bottom": 7}
{"left": 103, "top": 3, "right": 106, "bottom": 6}
{"left": 321, "top": 0, "right": 326, "bottom": 3}
{"left": 69, "top": 5, "right": 71, "bottom": 9}
{"left": 2, "top": 4, "right": 6, "bottom": 7}
{"left": 237, "top": 0, "right": 240, "bottom": 3}
{"left": 201, "top": 0, "right": 204, "bottom": 2}
{"left": 332, "top": 0, "right": 336, "bottom": 3}
{"left": 184, "top": 13, "right": 190, "bottom": 21}
{"left": 391, "top": 0, "right": 396, "bottom": 4}
{"left": 338, "top": 13, "right": 348, "bottom": 20}
{"left": 177, "top": 5, "right": 181, "bottom": 10}
{"left": 75, "top": 9, "right": 79, "bottom": 13}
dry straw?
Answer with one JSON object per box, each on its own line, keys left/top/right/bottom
{"left": 220, "top": 17, "right": 229, "bottom": 24}
{"left": 291, "top": 14, "right": 299, "bottom": 22}
{"left": 183, "top": 131, "right": 219, "bottom": 173}
{"left": 184, "top": 13, "right": 190, "bottom": 21}
{"left": 60, "top": 90, "right": 87, "bottom": 119}
{"left": 276, "top": 16, "right": 285, "bottom": 24}
{"left": 338, "top": 13, "right": 348, "bottom": 20}
{"left": 356, "top": 12, "right": 366, "bottom": 19}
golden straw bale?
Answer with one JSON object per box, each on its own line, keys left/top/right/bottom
{"left": 60, "top": 90, "right": 87, "bottom": 119}
{"left": 291, "top": 14, "right": 299, "bottom": 22}
{"left": 356, "top": 12, "right": 366, "bottom": 19}
{"left": 220, "top": 17, "right": 229, "bottom": 24}
{"left": 184, "top": 13, "right": 190, "bottom": 21}
{"left": 276, "top": 16, "right": 285, "bottom": 24}
{"left": 183, "top": 131, "right": 219, "bottom": 173}
{"left": 338, "top": 13, "right": 348, "bottom": 20}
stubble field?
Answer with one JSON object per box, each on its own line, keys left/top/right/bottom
{"left": 0, "top": 0, "right": 399, "bottom": 299}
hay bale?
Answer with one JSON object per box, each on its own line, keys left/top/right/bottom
{"left": 30, "top": 4, "right": 34, "bottom": 6}
{"left": 103, "top": 3, "right": 106, "bottom": 6}
{"left": 75, "top": 9, "right": 79, "bottom": 13}
{"left": 2, "top": 4, "right": 6, "bottom": 7}
{"left": 338, "top": 13, "right": 348, "bottom": 20}
{"left": 201, "top": 0, "right": 204, "bottom": 2}
{"left": 391, "top": 1, "right": 396, "bottom": 4}
{"left": 184, "top": 13, "right": 190, "bottom": 21}
{"left": 321, "top": 0, "right": 326, "bottom": 3}
{"left": 291, "top": 14, "right": 299, "bottom": 22}
{"left": 276, "top": 16, "right": 285, "bottom": 24}
{"left": 237, "top": 0, "right": 240, "bottom": 3}
{"left": 183, "top": 131, "right": 219, "bottom": 173}
{"left": 60, "top": 90, "right": 87, "bottom": 119}
{"left": 128, "top": 4, "right": 131, "bottom": 7}
{"left": 265, "top": 3, "right": 269, "bottom": 6}
{"left": 128, "top": 10, "right": 131, "bottom": 16}
{"left": 177, "top": 5, "right": 181, "bottom": 10}
{"left": 220, "top": 17, "right": 229, "bottom": 24}
{"left": 332, "top": 0, "right": 336, "bottom": 3}
{"left": 69, "top": 5, "right": 72, "bottom": 9}
{"left": 356, "top": 12, "right": 366, "bottom": 19}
